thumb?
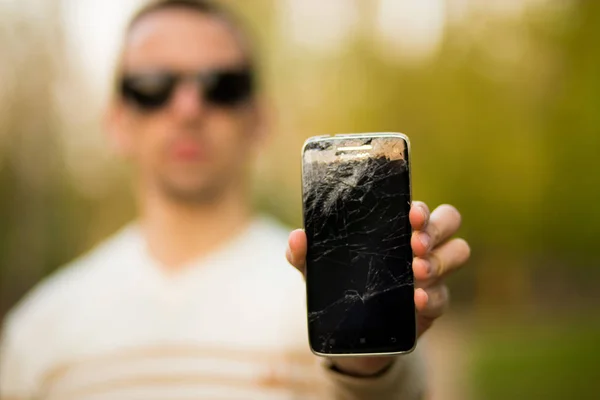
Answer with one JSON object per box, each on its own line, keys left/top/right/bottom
{"left": 286, "top": 229, "right": 307, "bottom": 276}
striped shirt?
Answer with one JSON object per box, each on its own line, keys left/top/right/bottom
{"left": 0, "top": 216, "right": 425, "bottom": 399}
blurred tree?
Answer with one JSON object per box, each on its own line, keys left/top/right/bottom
{"left": 0, "top": 0, "right": 66, "bottom": 317}
{"left": 540, "top": 0, "right": 600, "bottom": 264}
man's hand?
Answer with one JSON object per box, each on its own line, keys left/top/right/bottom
{"left": 285, "top": 201, "right": 471, "bottom": 377}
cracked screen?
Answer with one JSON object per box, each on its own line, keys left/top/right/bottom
{"left": 302, "top": 135, "right": 416, "bottom": 355}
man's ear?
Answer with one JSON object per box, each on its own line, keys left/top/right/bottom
{"left": 104, "top": 100, "right": 133, "bottom": 158}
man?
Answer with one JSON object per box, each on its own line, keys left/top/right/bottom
{"left": 0, "top": 1, "right": 470, "bottom": 399}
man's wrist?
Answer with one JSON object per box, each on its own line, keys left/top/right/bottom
{"left": 328, "top": 357, "right": 396, "bottom": 378}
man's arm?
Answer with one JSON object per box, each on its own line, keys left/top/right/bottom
{"left": 318, "top": 348, "right": 427, "bottom": 400}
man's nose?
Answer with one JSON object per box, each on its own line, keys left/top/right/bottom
{"left": 170, "top": 81, "right": 206, "bottom": 118}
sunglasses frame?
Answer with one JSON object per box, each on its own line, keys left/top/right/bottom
{"left": 119, "top": 67, "right": 255, "bottom": 111}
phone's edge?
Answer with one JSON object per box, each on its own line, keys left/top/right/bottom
{"left": 302, "top": 132, "right": 410, "bottom": 148}
{"left": 309, "top": 341, "right": 417, "bottom": 358}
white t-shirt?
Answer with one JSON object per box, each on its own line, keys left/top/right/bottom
{"left": 0, "top": 216, "right": 425, "bottom": 400}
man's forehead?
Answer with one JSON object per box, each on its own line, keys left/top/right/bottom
{"left": 122, "top": 8, "right": 247, "bottom": 69}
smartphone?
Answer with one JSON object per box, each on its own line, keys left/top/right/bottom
{"left": 301, "top": 132, "right": 416, "bottom": 356}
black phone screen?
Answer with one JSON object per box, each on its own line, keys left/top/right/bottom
{"left": 302, "top": 135, "right": 415, "bottom": 355}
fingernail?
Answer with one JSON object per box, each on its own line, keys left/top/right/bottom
{"left": 419, "top": 233, "right": 430, "bottom": 249}
{"left": 419, "top": 205, "right": 427, "bottom": 220}
{"left": 286, "top": 246, "right": 293, "bottom": 263}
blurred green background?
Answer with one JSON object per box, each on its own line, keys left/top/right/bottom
{"left": 1, "top": 0, "right": 599, "bottom": 398}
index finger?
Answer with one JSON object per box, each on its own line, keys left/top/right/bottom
{"left": 410, "top": 201, "right": 430, "bottom": 231}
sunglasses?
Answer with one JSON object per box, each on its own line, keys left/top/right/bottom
{"left": 119, "top": 68, "right": 254, "bottom": 111}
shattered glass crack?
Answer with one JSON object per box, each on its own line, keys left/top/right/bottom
{"left": 303, "top": 137, "right": 415, "bottom": 354}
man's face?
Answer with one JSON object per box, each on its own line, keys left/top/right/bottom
{"left": 112, "top": 8, "right": 260, "bottom": 202}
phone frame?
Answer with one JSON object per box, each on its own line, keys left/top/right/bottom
{"left": 301, "top": 132, "right": 416, "bottom": 358}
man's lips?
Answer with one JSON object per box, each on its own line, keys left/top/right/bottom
{"left": 170, "top": 139, "right": 205, "bottom": 161}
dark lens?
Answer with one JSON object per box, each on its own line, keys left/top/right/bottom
{"left": 203, "top": 70, "right": 254, "bottom": 107}
{"left": 120, "top": 73, "right": 177, "bottom": 110}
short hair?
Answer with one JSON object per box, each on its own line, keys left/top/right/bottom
{"left": 131, "top": 0, "right": 221, "bottom": 21}
{"left": 128, "top": 0, "right": 254, "bottom": 63}
{"left": 111, "top": 0, "right": 257, "bottom": 99}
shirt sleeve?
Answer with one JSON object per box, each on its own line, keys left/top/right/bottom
{"left": 318, "top": 347, "right": 427, "bottom": 400}
{"left": 0, "top": 318, "right": 36, "bottom": 400}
